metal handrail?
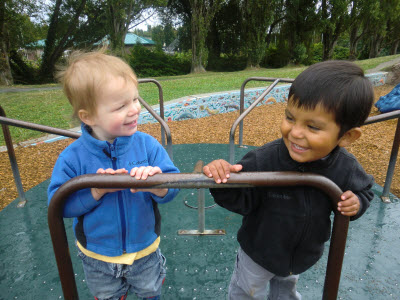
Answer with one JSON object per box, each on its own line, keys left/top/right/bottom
{"left": 230, "top": 77, "right": 294, "bottom": 163}
{"left": 237, "top": 77, "right": 295, "bottom": 147}
{"left": 363, "top": 111, "right": 400, "bottom": 201}
{"left": 48, "top": 172, "right": 347, "bottom": 300}
{"left": 138, "top": 96, "right": 173, "bottom": 160}
{"left": 138, "top": 78, "right": 167, "bottom": 147}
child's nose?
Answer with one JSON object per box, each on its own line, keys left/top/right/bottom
{"left": 128, "top": 102, "right": 139, "bottom": 115}
{"left": 290, "top": 124, "right": 304, "bottom": 138}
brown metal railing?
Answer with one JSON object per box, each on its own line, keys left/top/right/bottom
{"left": 48, "top": 171, "right": 347, "bottom": 300}
{"left": 229, "top": 77, "right": 400, "bottom": 202}
{"left": 229, "top": 77, "right": 294, "bottom": 163}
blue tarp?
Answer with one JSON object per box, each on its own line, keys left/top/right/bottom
{"left": 375, "top": 83, "right": 400, "bottom": 113}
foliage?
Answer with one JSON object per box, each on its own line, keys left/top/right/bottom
{"left": 239, "top": 0, "right": 277, "bottom": 68}
{"left": 333, "top": 45, "right": 350, "bottom": 60}
{"left": 105, "top": 0, "right": 167, "bottom": 54}
{"left": 128, "top": 44, "right": 190, "bottom": 77}
{"left": 9, "top": 50, "right": 40, "bottom": 84}
{"left": 311, "top": 43, "right": 323, "bottom": 63}
{"left": 206, "top": 53, "right": 247, "bottom": 72}
{"left": 291, "top": 44, "right": 307, "bottom": 65}
{"left": 38, "top": 0, "right": 108, "bottom": 82}
{"left": 261, "top": 44, "right": 291, "bottom": 69}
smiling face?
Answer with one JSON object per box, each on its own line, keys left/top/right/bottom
{"left": 79, "top": 76, "right": 141, "bottom": 143}
{"left": 280, "top": 103, "right": 344, "bottom": 163}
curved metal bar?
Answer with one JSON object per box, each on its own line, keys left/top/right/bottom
{"left": 364, "top": 110, "right": 400, "bottom": 125}
{"left": 138, "top": 79, "right": 166, "bottom": 147}
{"left": 48, "top": 172, "right": 347, "bottom": 300}
{"left": 230, "top": 78, "right": 291, "bottom": 163}
{"left": 238, "top": 77, "right": 294, "bottom": 147}
{"left": 138, "top": 96, "right": 173, "bottom": 160}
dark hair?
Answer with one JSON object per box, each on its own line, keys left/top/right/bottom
{"left": 288, "top": 60, "right": 374, "bottom": 137}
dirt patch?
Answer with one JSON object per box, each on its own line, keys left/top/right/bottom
{"left": 0, "top": 85, "right": 398, "bottom": 210}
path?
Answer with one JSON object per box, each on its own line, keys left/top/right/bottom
{"left": 365, "top": 56, "right": 400, "bottom": 73}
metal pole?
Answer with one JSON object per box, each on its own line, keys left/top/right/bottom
{"left": 0, "top": 106, "right": 27, "bottom": 207}
{"left": 380, "top": 118, "right": 400, "bottom": 202}
{"left": 138, "top": 79, "right": 166, "bottom": 147}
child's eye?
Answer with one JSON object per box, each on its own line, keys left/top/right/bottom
{"left": 285, "top": 115, "right": 294, "bottom": 122}
{"left": 308, "top": 125, "right": 320, "bottom": 131}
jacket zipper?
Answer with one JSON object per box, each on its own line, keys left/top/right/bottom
{"left": 109, "top": 144, "right": 127, "bottom": 253}
{"left": 289, "top": 166, "right": 310, "bottom": 275}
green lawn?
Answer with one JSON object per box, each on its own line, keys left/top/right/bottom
{"left": 1, "top": 54, "right": 399, "bottom": 146}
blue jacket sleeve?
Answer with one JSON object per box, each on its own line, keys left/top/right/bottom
{"left": 47, "top": 154, "right": 100, "bottom": 218}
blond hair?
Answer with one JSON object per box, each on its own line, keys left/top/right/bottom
{"left": 57, "top": 50, "right": 138, "bottom": 118}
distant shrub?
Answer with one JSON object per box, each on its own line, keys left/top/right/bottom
{"left": 9, "top": 50, "right": 40, "bottom": 84}
{"left": 310, "top": 43, "right": 323, "bottom": 64}
{"left": 333, "top": 46, "right": 350, "bottom": 60}
{"left": 206, "top": 53, "right": 247, "bottom": 71}
{"left": 261, "top": 45, "right": 290, "bottom": 68}
{"left": 128, "top": 44, "right": 191, "bottom": 77}
{"left": 291, "top": 44, "right": 307, "bottom": 65}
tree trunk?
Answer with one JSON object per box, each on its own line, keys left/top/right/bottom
{"left": 191, "top": 22, "right": 205, "bottom": 73}
{"left": 0, "top": 0, "right": 12, "bottom": 85}
{"left": 391, "top": 40, "right": 399, "bottom": 55}
{"left": 369, "top": 34, "right": 383, "bottom": 58}
{"left": 0, "top": 40, "right": 12, "bottom": 85}
{"left": 190, "top": 1, "right": 206, "bottom": 73}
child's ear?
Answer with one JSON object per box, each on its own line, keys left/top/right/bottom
{"left": 338, "top": 127, "right": 362, "bottom": 147}
{"left": 78, "top": 109, "right": 94, "bottom": 126}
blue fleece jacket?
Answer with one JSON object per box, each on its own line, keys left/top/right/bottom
{"left": 48, "top": 124, "right": 180, "bottom": 256}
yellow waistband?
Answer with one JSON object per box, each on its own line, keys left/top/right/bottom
{"left": 76, "top": 237, "right": 160, "bottom": 265}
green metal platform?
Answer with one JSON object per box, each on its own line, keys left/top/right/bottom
{"left": 1, "top": 143, "right": 399, "bottom": 299}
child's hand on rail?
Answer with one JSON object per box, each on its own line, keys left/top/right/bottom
{"left": 203, "top": 159, "right": 242, "bottom": 184}
{"left": 130, "top": 166, "right": 168, "bottom": 197}
{"left": 91, "top": 168, "right": 128, "bottom": 200}
{"left": 337, "top": 190, "right": 360, "bottom": 216}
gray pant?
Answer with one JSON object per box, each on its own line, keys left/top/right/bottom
{"left": 228, "top": 247, "right": 302, "bottom": 300}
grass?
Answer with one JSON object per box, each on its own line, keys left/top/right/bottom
{"left": 1, "top": 54, "right": 399, "bottom": 146}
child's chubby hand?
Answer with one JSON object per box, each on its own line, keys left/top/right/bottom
{"left": 130, "top": 166, "right": 168, "bottom": 197}
{"left": 91, "top": 168, "right": 128, "bottom": 200}
{"left": 203, "top": 159, "right": 243, "bottom": 184}
{"left": 337, "top": 190, "right": 360, "bottom": 217}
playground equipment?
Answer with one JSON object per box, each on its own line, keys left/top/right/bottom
{"left": 48, "top": 171, "right": 347, "bottom": 300}
{"left": 1, "top": 77, "right": 400, "bottom": 299}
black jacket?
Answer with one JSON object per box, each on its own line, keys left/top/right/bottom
{"left": 210, "top": 138, "right": 374, "bottom": 277}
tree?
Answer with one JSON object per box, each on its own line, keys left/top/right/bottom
{"left": 239, "top": 0, "right": 278, "bottom": 68}
{"left": 188, "top": 0, "right": 223, "bottom": 73}
{"left": 280, "top": 0, "right": 318, "bottom": 64}
{"left": 38, "top": 0, "right": 107, "bottom": 82}
{"left": 321, "top": 0, "right": 351, "bottom": 60}
{"left": 0, "top": 0, "right": 12, "bottom": 85}
{"left": 383, "top": 0, "right": 400, "bottom": 55}
{"left": 206, "top": 0, "right": 242, "bottom": 60}
{"left": 0, "top": 0, "right": 40, "bottom": 85}
{"left": 105, "top": 0, "right": 167, "bottom": 55}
